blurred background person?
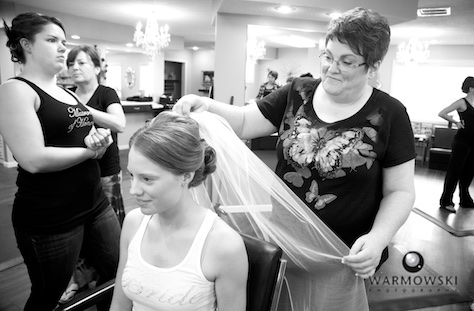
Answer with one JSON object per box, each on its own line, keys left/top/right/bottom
{"left": 67, "top": 45, "right": 126, "bottom": 224}
{"left": 438, "top": 76, "right": 474, "bottom": 212}
{"left": 57, "top": 45, "right": 126, "bottom": 304}
{"left": 299, "top": 72, "right": 314, "bottom": 78}
{"left": 256, "top": 70, "right": 281, "bottom": 100}
{"left": 285, "top": 76, "right": 295, "bottom": 84}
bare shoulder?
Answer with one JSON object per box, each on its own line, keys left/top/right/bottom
{"left": 208, "top": 216, "right": 246, "bottom": 257}
{"left": 121, "top": 208, "right": 145, "bottom": 240}
{"left": 452, "top": 98, "right": 467, "bottom": 109}
{"left": 0, "top": 79, "right": 35, "bottom": 100}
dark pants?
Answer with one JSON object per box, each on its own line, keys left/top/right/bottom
{"left": 15, "top": 206, "right": 120, "bottom": 311}
{"left": 440, "top": 135, "right": 474, "bottom": 206}
{"left": 101, "top": 172, "right": 125, "bottom": 226}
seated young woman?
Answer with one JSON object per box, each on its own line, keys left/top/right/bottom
{"left": 110, "top": 111, "right": 248, "bottom": 311}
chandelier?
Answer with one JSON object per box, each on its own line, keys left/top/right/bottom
{"left": 134, "top": 13, "right": 171, "bottom": 58}
{"left": 396, "top": 38, "right": 430, "bottom": 65}
{"left": 247, "top": 37, "right": 266, "bottom": 64}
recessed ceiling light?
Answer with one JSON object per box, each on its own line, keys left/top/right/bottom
{"left": 71, "top": 35, "right": 80, "bottom": 40}
{"left": 192, "top": 46, "right": 199, "bottom": 51}
{"left": 328, "top": 12, "right": 342, "bottom": 19}
{"left": 274, "top": 5, "right": 296, "bottom": 14}
{"left": 125, "top": 43, "right": 134, "bottom": 47}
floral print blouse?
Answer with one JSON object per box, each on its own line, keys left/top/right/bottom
{"left": 257, "top": 78, "right": 415, "bottom": 246}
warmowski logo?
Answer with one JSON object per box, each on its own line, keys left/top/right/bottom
{"left": 368, "top": 275, "right": 458, "bottom": 286}
{"left": 402, "top": 251, "right": 424, "bottom": 273}
{"left": 368, "top": 250, "right": 458, "bottom": 288}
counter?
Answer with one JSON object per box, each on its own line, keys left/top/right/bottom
{"left": 121, "top": 100, "right": 164, "bottom": 113}
{"left": 118, "top": 101, "right": 165, "bottom": 150}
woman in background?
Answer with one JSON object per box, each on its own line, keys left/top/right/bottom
{"left": 0, "top": 13, "right": 120, "bottom": 310}
{"left": 438, "top": 76, "right": 474, "bottom": 212}
{"left": 256, "top": 70, "right": 281, "bottom": 100}
{"left": 57, "top": 45, "right": 126, "bottom": 304}
{"left": 110, "top": 112, "right": 248, "bottom": 311}
{"left": 67, "top": 45, "right": 126, "bottom": 224}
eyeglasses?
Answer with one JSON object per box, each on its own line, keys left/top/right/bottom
{"left": 319, "top": 52, "right": 366, "bottom": 71}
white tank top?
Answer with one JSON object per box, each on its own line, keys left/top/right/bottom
{"left": 122, "top": 210, "right": 218, "bottom": 311}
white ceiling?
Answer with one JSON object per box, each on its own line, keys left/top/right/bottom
{"left": 5, "top": 0, "right": 474, "bottom": 53}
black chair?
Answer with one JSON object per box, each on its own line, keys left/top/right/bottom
{"left": 428, "top": 126, "right": 457, "bottom": 170}
{"left": 55, "top": 233, "right": 287, "bottom": 311}
{"left": 240, "top": 233, "right": 287, "bottom": 311}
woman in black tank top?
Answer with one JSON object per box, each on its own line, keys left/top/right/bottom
{"left": 0, "top": 13, "right": 120, "bottom": 310}
{"left": 438, "top": 76, "right": 474, "bottom": 212}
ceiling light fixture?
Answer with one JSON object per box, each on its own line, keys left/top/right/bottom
{"left": 396, "top": 38, "right": 430, "bottom": 65}
{"left": 71, "top": 35, "right": 80, "bottom": 40}
{"left": 133, "top": 12, "right": 171, "bottom": 58}
{"left": 274, "top": 5, "right": 296, "bottom": 14}
{"left": 328, "top": 12, "right": 342, "bottom": 19}
{"left": 417, "top": 7, "right": 451, "bottom": 17}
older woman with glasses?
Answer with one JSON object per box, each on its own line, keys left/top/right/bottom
{"left": 173, "top": 7, "right": 415, "bottom": 279}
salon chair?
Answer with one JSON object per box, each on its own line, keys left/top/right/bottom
{"left": 428, "top": 126, "right": 457, "bottom": 170}
{"left": 55, "top": 233, "right": 287, "bottom": 311}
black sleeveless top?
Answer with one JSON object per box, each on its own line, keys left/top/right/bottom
{"left": 12, "top": 77, "right": 109, "bottom": 234}
{"left": 456, "top": 98, "right": 474, "bottom": 142}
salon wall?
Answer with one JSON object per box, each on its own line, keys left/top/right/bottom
{"left": 246, "top": 47, "right": 320, "bottom": 102}
{"left": 215, "top": 13, "right": 326, "bottom": 106}
{"left": 381, "top": 44, "right": 474, "bottom": 124}
{"left": 190, "top": 49, "right": 215, "bottom": 96}
{"left": 243, "top": 42, "right": 474, "bottom": 126}
{"left": 106, "top": 53, "right": 160, "bottom": 100}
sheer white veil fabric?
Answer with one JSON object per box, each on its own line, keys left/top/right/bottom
{"left": 189, "top": 112, "right": 369, "bottom": 311}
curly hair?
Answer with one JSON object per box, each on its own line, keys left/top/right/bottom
{"left": 326, "top": 7, "right": 390, "bottom": 68}
{"left": 3, "top": 12, "right": 65, "bottom": 64}
{"left": 130, "top": 111, "right": 217, "bottom": 188}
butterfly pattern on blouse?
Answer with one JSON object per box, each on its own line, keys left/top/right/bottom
{"left": 281, "top": 104, "right": 380, "bottom": 210}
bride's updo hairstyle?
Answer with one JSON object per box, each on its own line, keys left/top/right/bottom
{"left": 3, "top": 12, "right": 65, "bottom": 64}
{"left": 130, "top": 111, "right": 216, "bottom": 188}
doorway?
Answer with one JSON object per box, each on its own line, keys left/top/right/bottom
{"left": 164, "top": 61, "right": 182, "bottom": 101}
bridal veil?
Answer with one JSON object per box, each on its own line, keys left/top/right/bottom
{"left": 189, "top": 112, "right": 369, "bottom": 311}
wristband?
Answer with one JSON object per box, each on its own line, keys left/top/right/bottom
{"left": 92, "top": 150, "right": 99, "bottom": 159}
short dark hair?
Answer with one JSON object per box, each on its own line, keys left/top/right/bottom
{"left": 268, "top": 70, "right": 278, "bottom": 80}
{"left": 3, "top": 12, "right": 65, "bottom": 64}
{"left": 67, "top": 45, "right": 101, "bottom": 68}
{"left": 462, "top": 76, "right": 474, "bottom": 93}
{"left": 129, "top": 112, "right": 217, "bottom": 188}
{"left": 325, "top": 7, "right": 390, "bottom": 68}
{"left": 66, "top": 45, "right": 102, "bottom": 82}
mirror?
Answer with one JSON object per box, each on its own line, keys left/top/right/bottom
{"left": 125, "top": 67, "right": 136, "bottom": 89}
{"left": 245, "top": 25, "right": 324, "bottom": 103}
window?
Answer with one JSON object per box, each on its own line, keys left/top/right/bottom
{"left": 106, "top": 64, "right": 122, "bottom": 99}
{"left": 140, "top": 63, "right": 153, "bottom": 96}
